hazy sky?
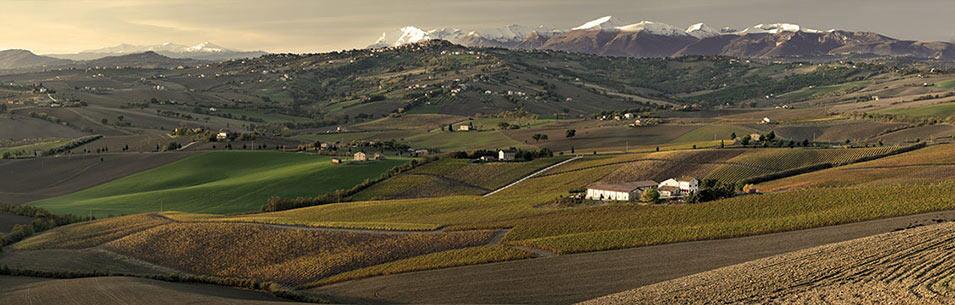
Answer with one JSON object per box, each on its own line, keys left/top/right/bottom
{"left": 3, "top": 0, "right": 954, "bottom": 54}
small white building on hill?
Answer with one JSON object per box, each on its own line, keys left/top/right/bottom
{"left": 585, "top": 181, "right": 658, "bottom": 202}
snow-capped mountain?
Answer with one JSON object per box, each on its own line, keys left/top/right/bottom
{"left": 47, "top": 42, "right": 267, "bottom": 61}
{"left": 370, "top": 16, "right": 955, "bottom": 59}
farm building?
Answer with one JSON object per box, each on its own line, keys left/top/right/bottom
{"left": 371, "top": 153, "right": 384, "bottom": 160}
{"left": 216, "top": 132, "right": 229, "bottom": 141}
{"left": 750, "top": 133, "right": 763, "bottom": 141}
{"left": 330, "top": 158, "right": 342, "bottom": 164}
{"left": 458, "top": 124, "right": 472, "bottom": 131}
{"left": 413, "top": 149, "right": 429, "bottom": 157}
{"left": 585, "top": 181, "right": 658, "bottom": 201}
{"left": 658, "top": 177, "right": 700, "bottom": 199}
{"left": 498, "top": 149, "right": 517, "bottom": 161}
{"left": 353, "top": 152, "right": 367, "bottom": 161}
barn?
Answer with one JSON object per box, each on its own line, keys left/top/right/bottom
{"left": 585, "top": 181, "right": 658, "bottom": 201}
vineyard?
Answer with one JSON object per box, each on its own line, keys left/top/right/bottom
{"left": 353, "top": 157, "right": 564, "bottom": 200}
{"left": 759, "top": 144, "right": 955, "bottom": 192}
{"left": 704, "top": 146, "right": 900, "bottom": 183}
{"left": 14, "top": 214, "right": 172, "bottom": 250}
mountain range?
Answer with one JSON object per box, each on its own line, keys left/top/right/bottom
{"left": 370, "top": 16, "right": 955, "bottom": 60}
{"left": 46, "top": 42, "right": 267, "bottom": 61}
{"left": 0, "top": 49, "right": 208, "bottom": 71}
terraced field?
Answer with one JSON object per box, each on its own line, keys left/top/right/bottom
{"left": 30, "top": 151, "right": 409, "bottom": 216}
{"left": 584, "top": 221, "right": 955, "bottom": 305}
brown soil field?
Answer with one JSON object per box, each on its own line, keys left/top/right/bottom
{"left": 0, "top": 213, "right": 32, "bottom": 233}
{"left": 0, "top": 276, "right": 298, "bottom": 305}
{"left": 600, "top": 149, "right": 746, "bottom": 184}
{"left": 309, "top": 210, "right": 955, "bottom": 304}
{"left": 583, "top": 221, "right": 955, "bottom": 305}
{"left": 0, "top": 114, "right": 90, "bottom": 140}
{"left": 0, "top": 248, "right": 174, "bottom": 276}
{"left": 0, "top": 152, "right": 190, "bottom": 204}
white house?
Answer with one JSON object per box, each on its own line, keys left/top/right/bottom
{"left": 458, "top": 124, "right": 472, "bottom": 131}
{"left": 216, "top": 132, "right": 229, "bottom": 141}
{"left": 658, "top": 177, "right": 700, "bottom": 199}
{"left": 585, "top": 181, "right": 658, "bottom": 201}
{"left": 498, "top": 149, "right": 517, "bottom": 161}
{"left": 353, "top": 151, "right": 367, "bottom": 161}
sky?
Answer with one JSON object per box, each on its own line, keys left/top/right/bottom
{"left": 2, "top": 0, "right": 954, "bottom": 54}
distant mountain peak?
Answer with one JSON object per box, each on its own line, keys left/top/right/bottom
{"left": 616, "top": 21, "right": 688, "bottom": 36}
{"left": 686, "top": 23, "right": 721, "bottom": 38}
{"left": 741, "top": 23, "right": 822, "bottom": 35}
{"left": 573, "top": 16, "right": 624, "bottom": 31}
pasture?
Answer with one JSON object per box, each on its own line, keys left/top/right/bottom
{"left": 29, "top": 151, "right": 410, "bottom": 216}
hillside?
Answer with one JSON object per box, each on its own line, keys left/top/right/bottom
{"left": 0, "top": 49, "right": 72, "bottom": 70}
{"left": 30, "top": 151, "right": 409, "bottom": 216}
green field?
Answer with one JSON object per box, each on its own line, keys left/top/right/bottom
{"left": 936, "top": 79, "right": 955, "bottom": 89}
{"left": 31, "top": 151, "right": 410, "bottom": 216}
{"left": 671, "top": 125, "right": 756, "bottom": 143}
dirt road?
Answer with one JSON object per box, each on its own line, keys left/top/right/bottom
{"left": 313, "top": 210, "right": 955, "bottom": 304}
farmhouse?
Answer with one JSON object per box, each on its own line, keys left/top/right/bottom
{"left": 371, "top": 153, "right": 384, "bottom": 160}
{"left": 658, "top": 177, "right": 700, "bottom": 199}
{"left": 353, "top": 152, "right": 367, "bottom": 161}
{"left": 750, "top": 133, "right": 763, "bottom": 141}
{"left": 458, "top": 124, "right": 472, "bottom": 131}
{"left": 498, "top": 149, "right": 517, "bottom": 161}
{"left": 330, "top": 158, "right": 342, "bottom": 164}
{"left": 585, "top": 181, "right": 658, "bottom": 201}
{"left": 216, "top": 132, "right": 229, "bottom": 141}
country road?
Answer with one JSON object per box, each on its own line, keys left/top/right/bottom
{"left": 312, "top": 210, "right": 955, "bottom": 304}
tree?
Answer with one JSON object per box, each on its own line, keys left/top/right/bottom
{"left": 765, "top": 131, "right": 776, "bottom": 141}
{"left": 101, "top": 118, "right": 109, "bottom": 125}
{"left": 640, "top": 188, "right": 660, "bottom": 204}
{"left": 0, "top": 103, "right": 6, "bottom": 113}
{"left": 565, "top": 129, "right": 576, "bottom": 138}
{"left": 730, "top": 132, "right": 737, "bottom": 140}
{"left": 448, "top": 124, "right": 453, "bottom": 132}
{"left": 532, "top": 133, "right": 548, "bottom": 142}
{"left": 720, "top": 140, "right": 725, "bottom": 148}
{"left": 740, "top": 135, "right": 752, "bottom": 146}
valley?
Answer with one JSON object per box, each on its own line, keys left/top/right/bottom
{"left": 3, "top": 9, "right": 955, "bottom": 304}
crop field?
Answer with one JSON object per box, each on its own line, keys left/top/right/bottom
{"left": 0, "top": 152, "right": 189, "bottom": 204}
{"left": 503, "top": 124, "right": 699, "bottom": 152}
{"left": 13, "top": 214, "right": 502, "bottom": 286}
{"left": 30, "top": 151, "right": 409, "bottom": 216}
{"left": 197, "top": 152, "right": 955, "bottom": 255}
{"left": 14, "top": 214, "right": 173, "bottom": 250}
{"left": 599, "top": 149, "right": 746, "bottom": 184}
{"left": 0, "top": 115, "right": 89, "bottom": 140}
{"left": 759, "top": 144, "right": 955, "bottom": 191}
{"left": 403, "top": 130, "right": 532, "bottom": 151}
{"left": 670, "top": 125, "right": 756, "bottom": 143}
{"left": 704, "top": 146, "right": 898, "bottom": 183}
{"left": 872, "top": 124, "right": 955, "bottom": 144}
{"left": 353, "top": 114, "right": 465, "bottom": 130}
{"left": 307, "top": 245, "right": 534, "bottom": 287}
{"left": 354, "top": 157, "right": 564, "bottom": 200}
{"left": 0, "top": 276, "right": 297, "bottom": 305}
{"left": 584, "top": 221, "right": 955, "bottom": 305}
{"left": 771, "top": 120, "right": 909, "bottom": 144}
{"left": 0, "top": 248, "right": 172, "bottom": 276}
{"left": 937, "top": 79, "right": 955, "bottom": 89}
{"left": 876, "top": 102, "right": 955, "bottom": 119}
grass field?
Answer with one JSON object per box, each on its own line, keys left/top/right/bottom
{"left": 936, "top": 79, "right": 955, "bottom": 89}
{"left": 30, "top": 151, "right": 410, "bottom": 216}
